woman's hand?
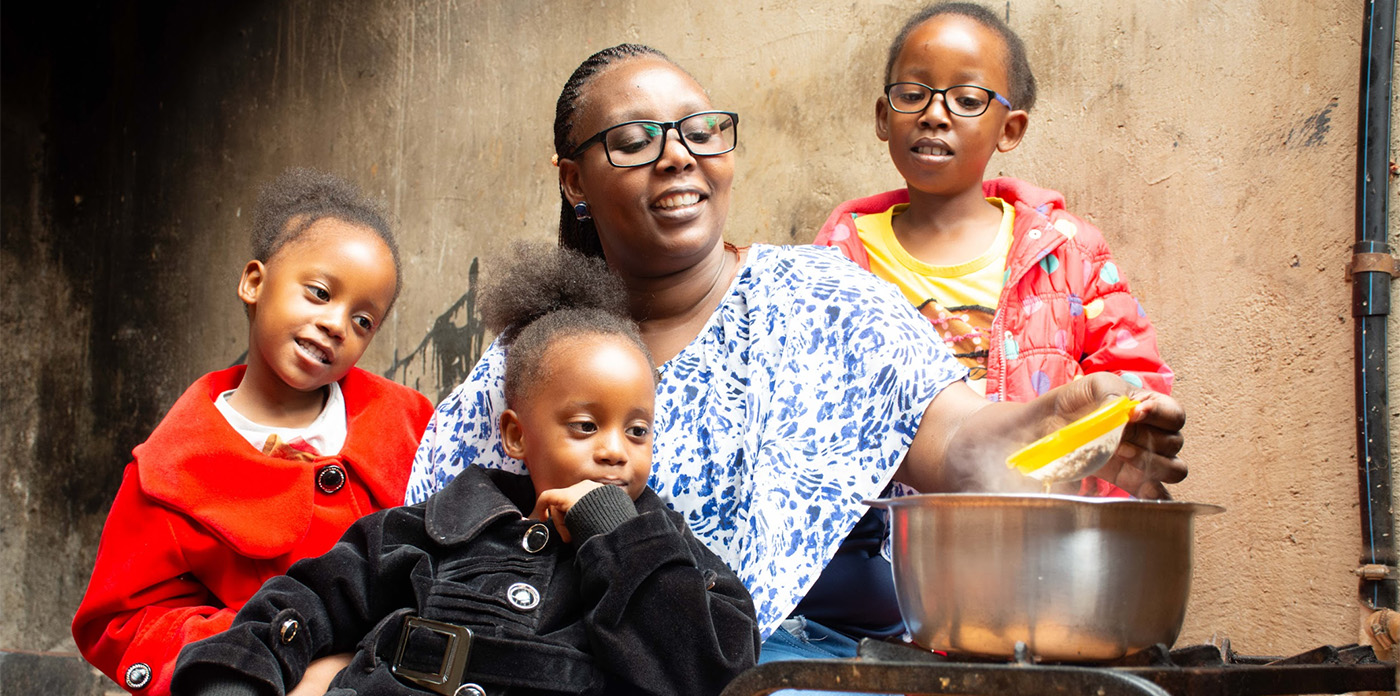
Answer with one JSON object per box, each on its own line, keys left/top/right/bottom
{"left": 900, "top": 373, "right": 1187, "bottom": 497}
{"left": 528, "top": 480, "right": 606, "bottom": 543}
{"left": 1096, "top": 389, "right": 1186, "bottom": 499}
{"left": 1047, "top": 373, "right": 1187, "bottom": 498}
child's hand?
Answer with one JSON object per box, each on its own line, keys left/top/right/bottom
{"left": 1053, "top": 373, "right": 1187, "bottom": 499}
{"left": 528, "top": 480, "right": 606, "bottom": 544}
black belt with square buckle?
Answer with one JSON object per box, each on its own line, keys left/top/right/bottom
{"left": 391, "top": 616, "right": 476, "bottom": 695}
{"left": 387, "top": 614, "right": 601, "bottom": 695}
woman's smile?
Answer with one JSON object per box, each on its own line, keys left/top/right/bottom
{"left": 653, "top": 190, "right": 702, "bottom": 210}
{"left": 650, "top": 187, "right": 707, "bottom": 220}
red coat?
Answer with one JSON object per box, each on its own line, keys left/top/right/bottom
{"left": 71, "top": 366, "right": 433, "bottom": 695}
{"left": 814, "top": 178, "right": 1173, "bottom": 402}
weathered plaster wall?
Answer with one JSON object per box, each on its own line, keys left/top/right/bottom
{"left": 2, "top": 0, "right": 1396, "bottom": 661}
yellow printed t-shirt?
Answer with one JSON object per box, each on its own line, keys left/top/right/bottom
{"left": 854, "top": 198, "right": 1014, "bottom": 394}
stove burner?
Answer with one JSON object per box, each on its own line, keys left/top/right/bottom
{"left": 720, "top": 639, "right": 1398, "bottom": 695}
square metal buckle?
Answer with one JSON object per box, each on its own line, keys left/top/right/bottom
{"left": 390, "top": 616, "right": 473, "bottom": 696}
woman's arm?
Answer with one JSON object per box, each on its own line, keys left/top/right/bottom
{"left": 897, "top": 373, "right": 1186, "bottom": 497}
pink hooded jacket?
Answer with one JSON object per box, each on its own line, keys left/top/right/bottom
{"left": 814, "top": 177, "right": 1172, "bottom": 403}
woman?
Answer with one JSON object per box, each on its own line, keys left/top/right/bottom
{"left": 408, "top": 44, "right": 1185, "bottom": 658}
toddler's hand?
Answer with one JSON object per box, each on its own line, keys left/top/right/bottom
{"left": 288, "top": 653, "right": 352, "bottom": 696}
{"left": 528, "top": 480, "right": 606, "bottom": 543}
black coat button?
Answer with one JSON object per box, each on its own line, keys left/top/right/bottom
{"left": 279, "top": 618, "right": 300, "bottom": 644}
{"left": 124, "top": 662, "right": 151, "bottom": 689}
{"left": 454, "top": 684, "right": 486, "bottom": 696}
{"left": 317, "top": 465, "right": 346, "bottom": 494}
{"left": 521, "top": 523, "right": 549, "bottom": 553}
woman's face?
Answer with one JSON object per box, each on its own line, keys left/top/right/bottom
{"left": 560, "top": 58, "right": 734, "bottom": 279}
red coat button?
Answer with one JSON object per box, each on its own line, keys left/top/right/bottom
{"left": 317, "top": 465, "right": 346, "bottom": 494}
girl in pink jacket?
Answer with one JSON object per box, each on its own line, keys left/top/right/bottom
{"left": 813, "top": 4, "right": 1173, "bottom": 498}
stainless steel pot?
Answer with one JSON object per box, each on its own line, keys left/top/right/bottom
{"left": 866, "top": 493, "right": 1223, "bottom": 662}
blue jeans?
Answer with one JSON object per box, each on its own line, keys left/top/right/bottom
{"left": 758, "top": 617, "right": 895, "bottom": 695}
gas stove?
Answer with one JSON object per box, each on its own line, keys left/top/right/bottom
{"left": 720, "top": 638, "right": 1398, "bottom": 695}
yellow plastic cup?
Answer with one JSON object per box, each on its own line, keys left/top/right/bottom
{"left": 1006, "top": 396, "right": 1139, "bottom": 483}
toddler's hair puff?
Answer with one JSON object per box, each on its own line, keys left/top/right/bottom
{"left": 481, "top": 241, "right": 651, "bottom": 405}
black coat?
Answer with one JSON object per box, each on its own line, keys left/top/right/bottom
{"left": 171, "top": 466, "right": 759, "bottom": 696}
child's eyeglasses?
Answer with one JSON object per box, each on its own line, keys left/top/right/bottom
{"left": 567, "top": 111, "right": 739, "bottom": 168}
{"left": 884, "top": 82, "right": 1011, "bottom": 118}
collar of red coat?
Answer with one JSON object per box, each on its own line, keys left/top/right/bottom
{"left": 134, "top": 365, "right": 415, "bottom": 557}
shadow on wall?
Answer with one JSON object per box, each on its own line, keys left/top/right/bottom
{"left": 384, "top": 257, "right": 486, "bottom": 404}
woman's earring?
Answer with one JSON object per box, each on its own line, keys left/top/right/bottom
{"left": 573, "top": 202, "right": 591, "bottom": 221}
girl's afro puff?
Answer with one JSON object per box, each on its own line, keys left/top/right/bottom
{"left": 481, "top": 241, "right": 653, "bottom": 406}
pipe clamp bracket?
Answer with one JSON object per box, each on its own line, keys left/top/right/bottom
{"left": 1346, "top": 252, "right": 1400, "bottom": 281}
{"left": 1355, "top": 563, "right": 1399, "bottom": 581}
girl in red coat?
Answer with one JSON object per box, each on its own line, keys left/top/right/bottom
{"left": 71, "top": 168, "right": 434, "bottom": 696}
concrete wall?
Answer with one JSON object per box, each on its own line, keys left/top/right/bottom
{"left": 3, "top": 0, "right": 1397, "bottom": 664}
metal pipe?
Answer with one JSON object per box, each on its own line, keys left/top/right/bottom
{"left": 1351, "top": 0, "right": 1397, "bottom": 612}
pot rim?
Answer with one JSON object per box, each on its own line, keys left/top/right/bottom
{"left": 864, "top": 492, "right": 1225, "bottom": 516}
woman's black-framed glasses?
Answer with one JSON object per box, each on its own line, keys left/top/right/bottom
{"left": 884, "top": 82, "right": 1011, "bottom": 117}
{"left": 568, "top": 110, "right": 739, "bottom": 168}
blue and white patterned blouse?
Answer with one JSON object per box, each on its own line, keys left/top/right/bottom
{"left": 406, "top": 244, "right": 967, "bottom": 638}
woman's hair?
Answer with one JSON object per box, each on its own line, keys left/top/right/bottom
{"left": 251, "top": 167, "right": 402, "bottom": 302}
{"left": 553, "top": 43, "right": 674, "bottom": 259}
{"left": 885, "top": 2, "right": 1038, "bottom": 113}
{"left": 481, "top": 241, "right": 652, "bottom": 406}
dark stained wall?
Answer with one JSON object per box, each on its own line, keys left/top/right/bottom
{"left": 3, "top": 1, "right": 492, "bottom": 653}
{"left": 3, "top": 1, "right": 287, "bottom": 650}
